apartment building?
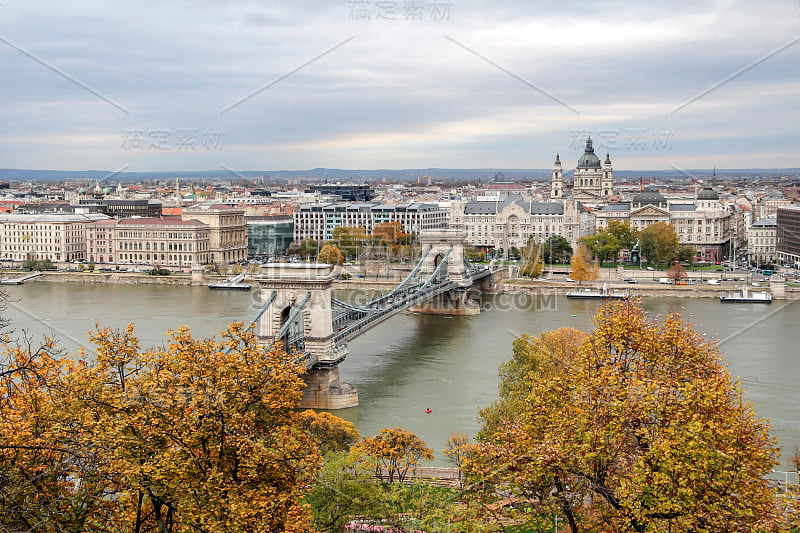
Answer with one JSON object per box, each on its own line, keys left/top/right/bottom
{"left": 0, "top": 213, "right": 108, "bottom": 263}
{"left": 293, "top": 202, "right": 447, "bottom": 242}
{"left": 746, "top": 217, "right": 777, "bottom": 266}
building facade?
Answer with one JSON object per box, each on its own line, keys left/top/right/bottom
{"left": 777, "top": 206, "right": 800, "bottom": 269}
{"left": 595, "top": 187, "right": 733, "bottom": 262}
{"left": 449, "top": 195, "right": 595, "bottom": 253}
{"left": 112, "top": 218, "right": 211, "bottom": 269}
{"left": 77, "top": 199, "right": 162, "bottom": 218}
{"left": 293, "top": 202, "right": 447, "bottom": 243}
{"left": 182, "top": 204, "right": 248, "bottom": 264}
{"left": 246, "top": 216, "right": 294, "bottom": 257}
{"left": 0, "top": 213, "right": 107, "bottom": 263}
{"left": 746, "top": 217, "right": 777, "bottom": 267}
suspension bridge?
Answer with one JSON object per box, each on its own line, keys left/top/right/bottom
{"left": 244, "top": 230, "right": 499, "bottom": 409}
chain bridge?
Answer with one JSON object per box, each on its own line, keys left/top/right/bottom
{"left": 245, "top": 230, "right": 499, "bottom": 409}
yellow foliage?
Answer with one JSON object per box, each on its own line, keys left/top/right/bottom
{"left": 569, "top": 243, "right": 599, "bottom": 284}
{"left": 469, "top": 300, "right": 779, "bottom": 532}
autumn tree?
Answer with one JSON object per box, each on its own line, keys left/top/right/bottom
{"left": 300, "top": 410, "right": 359, "bottom": 455}
{"left": 318, "top": 243, "right": 344, "bottom": 265}
{"left": 330, "top": 226, "right": 366, "bottom": 259}
{"left": 580, "top": 230, "right": 620, "bottom": 263}
{"left": 0, "top": 322, "right": 324, "bottom": 532}
{"left": 569, "top": 244, "right": 599, "bottom": 285}
{"left": 666, "top": 261, "right": 687, "bottom": 283}
{"left": 72, "top": 322, "right": 322, "bottom": 532}
{"left": 639, "top": 221, "right": 679, "bottom": 267}
{"left": 468, "top": 300, "right": 778, "bottom": 532}
{"left": 351, "top": 427, "right": 434, "bottom": 484}
{"left": 520, "top": 237, "right": 544, "bottom": 278}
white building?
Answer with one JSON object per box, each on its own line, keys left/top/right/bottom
{"left": 595, "top": 187, "right": 733, "bottom": 262}
{"left": 449, "top": 195, "right": 594, "bottom": 253}
{"left": 293, "top": 202, "right": 447, "bottom": 242}
{"left": 746, "top": 217, "right": 777, "bottom": 266}
{"left": 0, "top": 213, "right": 109, "bottom": 263}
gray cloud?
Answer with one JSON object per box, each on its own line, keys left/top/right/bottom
{"left": 1, "top": 0, "right": 799, "bottom": 171}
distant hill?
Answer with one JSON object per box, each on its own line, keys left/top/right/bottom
{"left": 0, "top": 167, "right": 797, "bottom": 182}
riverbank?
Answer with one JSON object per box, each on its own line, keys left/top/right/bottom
{"left": 4, "top": 270, "right": 798, "bottom": 299}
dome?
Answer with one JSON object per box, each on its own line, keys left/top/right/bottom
{"left": 577, "top": 137, "right": 601, "bottom": 169}
{"left": 697, "top": 187, "right": 719, "bottom": 200}
{"left": 632, "top": 190, "right": 666, "bottom": 207}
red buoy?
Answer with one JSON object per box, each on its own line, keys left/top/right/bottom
{"left": 425, "top": 408, "right": 432, "bottom": 413}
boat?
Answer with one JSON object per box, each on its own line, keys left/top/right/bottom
{"left": 566, "top": 283, "right": 629, "bottom": 300}
{"left": 720, "top": 285, "right": 772, "bottom": 304}
{"left": 208, "top": 273, "right": 251, "bottom": 291}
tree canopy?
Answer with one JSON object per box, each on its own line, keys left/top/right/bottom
{"left": 569, "top": 244, "right": 600, "bottom": 284}
{"left": 318, "top": 243, "right": 345, "bottom": 265}
{"left": 639, "top": 222, "right": 679, "bottom": 266}
{"left": 469, "top": 300, "right": 778, "bottom": 532}
{"left": 580, "top": 231, "right": 620, "bottom": 263}
{"left": 541, "top": 235, "right": 573, "bottom": 263}
{"left": 0, "top": 321, "right": 333, "bottom": 532}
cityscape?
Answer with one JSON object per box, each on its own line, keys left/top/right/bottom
{"left": 2, "top": 0, "right": 800, "bottom": 531}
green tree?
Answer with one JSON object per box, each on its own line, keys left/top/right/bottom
{"left": 541, "top": 235, "right": 573, "bottom": 263}
{"left": 607, "top": 220, "right": 639, "bottom": 251}
{"left": 580, "top": 231, "right": 620, "bottom": 263}
{"left": 677, "top": 244, "right": 697, "bottom": 265}
{"left": 639, "top": 222, "right": 679, "bottom": 266}
{"left": 569, "top": 244, "right": 599, "bottom": 285}
{"left": 468, "top": 300, "right": 778, "bottom": 532}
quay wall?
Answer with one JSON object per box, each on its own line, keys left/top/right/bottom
{"left": 7, "top": 271, "right": 800, "bottom": 300}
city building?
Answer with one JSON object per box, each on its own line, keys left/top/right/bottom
{"left": 77, "top": 199, "right": 162, "bottom": 218}
{"left": 306, "top": 184, "right": 376, "bottom": 202}
{"left": 88, "top": 218, "right": 211, "bottom": 269}
{"left": 246, "top": 216, "right": 294, "bottom": 257}
{"left": 746, "top": 217, "right": 777, "bottom": 267}
{"left": 0, "top": 213, "right": 108, "bottom": 263}
{"left": 449, "top": 195, "right": 594, "bottom": 253}
{"left": 293, "top": 202, "right": 447, "bottom": 243}
{"left": 595, "top": 186, "right": 733, "bottom": 262}
{"left": 551, "top": 136, "right": 614, "bottom": 200}
{"left": 777, "top": 206, "right": 800, "bottom": 269}
{"left": 181, "top": 204, "right": 248, "bottom": 264}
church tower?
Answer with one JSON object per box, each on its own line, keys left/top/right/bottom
{"left": 551, "top": 153, "right": 563, "bottom": 199}
{"left": 601, "top": 152, "right": 614, "bottom": 197}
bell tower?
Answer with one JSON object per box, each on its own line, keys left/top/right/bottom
{"left": 551, "top": 153, "right": 563, "bottom": 199}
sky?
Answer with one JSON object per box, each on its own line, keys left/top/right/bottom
{"left": 1, "top": 0, "right": 800, "bottom": 173}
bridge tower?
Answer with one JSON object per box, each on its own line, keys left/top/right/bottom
{"left": 255, "top": 264, "right": 358, "bottom": 410}
{"left": 411, "top": 229, "right": 481, "bottom": 315}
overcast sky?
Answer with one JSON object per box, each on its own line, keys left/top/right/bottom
{"left": 1, "top": 0, "right": 799, "bottom": 172}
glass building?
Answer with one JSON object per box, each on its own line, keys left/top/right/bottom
{"left": 246, "top": 217, "right": 294, "bottom": 257}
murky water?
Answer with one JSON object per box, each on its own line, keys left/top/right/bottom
{"left": 5, "top": 282, "right": 799, "bottom": 468}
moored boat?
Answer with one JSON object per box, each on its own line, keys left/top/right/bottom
{"left": 567, "top": 283, "right": 629, "bottom": 300}
{"left": 720, "top": 285, "right": 772, "bottom": 304}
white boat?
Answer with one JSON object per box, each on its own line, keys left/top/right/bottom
{"left": 567, "top": 282, "right": 629, "bottom": 300}
{"left": 720, "top": 285, "right": 772, "bottom": 304}
{"left": 208, "top": 273, "right": 251, "bottom": 291}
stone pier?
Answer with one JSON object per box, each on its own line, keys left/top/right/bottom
{"left": 255, "top": 264, "right": 358, "bottom": 409}
{"left": 410, "top": 289, "right": 480, "bottom": 315}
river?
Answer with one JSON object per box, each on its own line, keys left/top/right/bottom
{"left": 4, "top": 282, "right": 799, "bottom": 468}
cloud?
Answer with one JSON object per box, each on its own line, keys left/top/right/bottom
{"left": 1, "top": 0, "right": 799, "bottom": 171}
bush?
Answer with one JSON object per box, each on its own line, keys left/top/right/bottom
{"left": 147, "top": 268, "right": 170, "bottom": 276}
